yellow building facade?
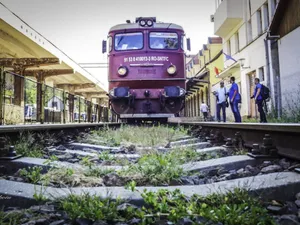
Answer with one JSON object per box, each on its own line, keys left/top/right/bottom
{"left": 185, "top": 37, "right": 224, "bottom": 120}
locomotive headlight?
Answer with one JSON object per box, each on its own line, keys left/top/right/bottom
{"left": 140, "top": 20, "right": 146, "bottom": 26}
{"left": 117, "top": 66, "right": 128, "bottom": 76}
{"left": 167, "top": 65, "right": 177, "bottom": 75}
{"left": 146, "top": 20, "right": 153, "bottom": 26}
{"left": 179, "top": 88, "right": 186, "bottom": 96}
{"left": 109, "top": 88, "right": 115, "bottom": 97}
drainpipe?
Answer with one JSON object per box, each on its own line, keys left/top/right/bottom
{"left": 266, "top": 32, "right": 281, "bottom": 118}
{"left": 264, "top": 38, "right": 271, "bottom": 88}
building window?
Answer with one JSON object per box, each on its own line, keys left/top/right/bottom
{"left": 234, "top": 32, "right": 239, "bottom": 53}
{"left": 227, "top": 39, "right": 231, "bottom": 55}
{"left": 247, "top": 19, "right": 253, "bottom": 44}
{"left": 257, "top": 9, "right": 263, "bottom": 36}
{"left": 259, "top": 67, "right": 265, "bottom": 81}
{"left": 263, "top": 3, "right": 269, "bottom": 31}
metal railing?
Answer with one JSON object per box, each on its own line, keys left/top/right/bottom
{"left": 0, "top": 68, "right": 117, "bottom": 125}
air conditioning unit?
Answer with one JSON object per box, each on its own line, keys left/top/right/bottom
{"left": 210, "top": 15, "right": 214, "bottom": 22}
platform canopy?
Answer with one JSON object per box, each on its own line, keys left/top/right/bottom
{"left": 0, "top": 3, "right": 107, "bottom": 101}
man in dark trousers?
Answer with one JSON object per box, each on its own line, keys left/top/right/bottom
{"left": 251, "top": 78, "right": 267, "bottom": 123}
{"left": 229, "top": 76, "right": 242, "bottom": 122}
{"left": 213, "top": 81, "right": 228, "bottom": 122}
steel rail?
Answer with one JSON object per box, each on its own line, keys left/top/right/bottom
{"left": 168, "top": 118, "right": 300, "bottom": 160}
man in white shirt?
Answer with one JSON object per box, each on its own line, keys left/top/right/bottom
{"left": 213, "top": 81, "right": 228, "bottom": 122}
{"left": 200, "top": 102, "right": 209, "bottom": 121}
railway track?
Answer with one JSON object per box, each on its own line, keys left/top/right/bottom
{"left": 0, "top": 122, "right": 300, "bottom": 224}
{"left": 168, "top": 117, "right": 300, "bottom": 161}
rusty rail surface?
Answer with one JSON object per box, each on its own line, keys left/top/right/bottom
{"left": 168, "top": 117, "right": 300, "bottom": 160}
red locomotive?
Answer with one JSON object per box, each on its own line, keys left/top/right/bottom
{"left": 102, "top": 17, "right": 190, "bottom": 122}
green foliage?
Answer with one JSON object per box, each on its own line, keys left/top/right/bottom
{"left": 59, "top": 188, "right": 275, "bottom": 225}
{"left": 43, "top": 155, "right": 59, "bottom": 166}
{"left": 33, "top": 185, "right": 49, "bottom": 202}
{"left": 98, "top": 150, "right": 116, "bottom": 161}
{"left": 59, "top": 193, "right": 125, "bottom": 222}
{"left": 80, "top": 156, "right": 94, "bottom": 169}
{"left": 0, "top": 208, "right": 24, "bottom": 225}
{"left": 25, "top": 79, "right": 37, "bottom": 104}
{"left": 119, "top": 148, "right": 222, "bottom": 186}
{"left": 13, "top": 132, "right": 43, "bottom": 158}
{"left": 19, "top": 166, "right": 43, "bottom": 184}
{"left": 120, "top": 152, "right": 186, "bottom": 185}
{"left": 86, "top": 124, "right": 188, "bottom": 147}
{"left": 84, "top": 167, "right": 115, "bottom": 177}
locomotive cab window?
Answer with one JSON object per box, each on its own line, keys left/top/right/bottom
{"left": 115, "top": 32, "right": 143, "bottom": 51}
{"left": 149, "top": 32, "right": 178, "bottom": 50}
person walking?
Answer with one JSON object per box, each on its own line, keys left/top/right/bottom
{"left": 251, "top": 78, "right": 267, "bottom": 123}
{"left": 228, "top": 76, "right": 242, "bottom": 122}
{"left": 213, "top": 81, "right": 228, "bottom": 122}
{"left": 200, "top": 101, "right": 209, "bottom": 121}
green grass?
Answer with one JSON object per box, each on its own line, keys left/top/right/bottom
{"left": 118, "top": 148, "right": 222, "bottom": 186}
{"left": 84, "top": 124, "right": 188, "bottom": 147}
{"left": 18, "top": 147, "right": 225, "bottom": 187}
{"left": 12, "top": 132, "right": 44, "bottom": 158}
{"left": 0, "top": 208, "right": 24, "bottom": 225}
{"left": 56, "top": 188, "right": 276, "bottom": 225}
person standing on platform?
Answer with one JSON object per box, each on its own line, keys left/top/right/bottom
{"left": 200, "top": 101, "right": 209, "bottom": 121}
{"left": 251, "top": 78, "right": 267, "bottom": 123}
{"left": 214, "top": 81, "right": 228, "bottom": 122}
{"left": 229, "top": 76, "right": 242, "bottom": 122}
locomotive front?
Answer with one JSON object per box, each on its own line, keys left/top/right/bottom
{"left": 103, "top": 17, "right": 189, "bottom": 121}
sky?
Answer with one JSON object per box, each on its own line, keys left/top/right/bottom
{"left": 1, "top": 0, "right": 216, "bottom": 87}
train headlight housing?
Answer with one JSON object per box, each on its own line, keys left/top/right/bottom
{"left": 117, "top": 66, "right": 128, "bottom": 76}
{"left": 167, "top": 65, "right": 177, "bottom": 75}
{"left": 179, "top": 88, "right": 186, "bottom": 96}
{"left": 146, "top": 20, "right": 153, "bottom": 27}
{"left": 139, "top": 20, "right": 146, "bottom": 26}
{"left": 109, "top": 88, "right": 115, "bottom": 97}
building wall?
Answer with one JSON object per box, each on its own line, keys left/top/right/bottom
{"left": 215, "top": 0, "right": 277, "bottom": 120}
{"left": 278, "top": 26, "right": 300, "bottom": 106}
{"left": 208, "top": 49, "right": 224, "bottom": 118}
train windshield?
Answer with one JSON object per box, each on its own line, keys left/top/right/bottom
{"left": 149, "top": 32, "right": 178, "bottom": 50}
{"left": 115, "top": 32, "right": 143, "bottom": 51}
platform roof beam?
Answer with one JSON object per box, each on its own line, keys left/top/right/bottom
{"left": 23, "top": 69, "right": 74, "bottom": 80}
{"left": 0, "top": 58, "right": 60, "bottom": 74}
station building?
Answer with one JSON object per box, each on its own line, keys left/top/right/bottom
{"left": 185, "top": 37, "right": 223, "bottom": 119}
{"left": 267, "top": 0, "right": 300, "bottom": 117}
{"left": 212, "top": 0, "right": 280, "bottom": 120}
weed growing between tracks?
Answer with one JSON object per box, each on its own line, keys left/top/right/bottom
{"left": 54, "top": 187, "right": 275, "bottom": 225}
{"left": 84, "top": 124, "right": 188, "bottom": 147}
{"left": 16, "top": 148, "right": 224, "bottom": 187}
{"left": 12, "top": 132, "right": 44, "bottom": 158}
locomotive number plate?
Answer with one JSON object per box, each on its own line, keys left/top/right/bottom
{"left": 138, "top": 69, "right": 156, "bottom": 75}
